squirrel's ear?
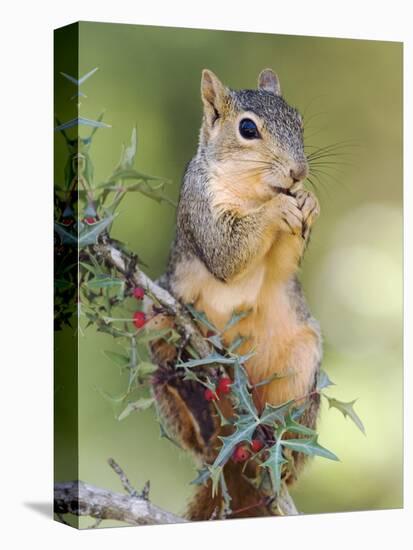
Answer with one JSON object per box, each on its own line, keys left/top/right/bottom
{"left": 258, "top": 68, "right": 281, "bottom": 96}
{"left": 201, "top": 69, "right": 228, "bottom": 124}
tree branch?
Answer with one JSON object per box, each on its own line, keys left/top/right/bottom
{"left": 54, "top": 457, "right": 186, "bottom": 526}
{"left": 94, "top": 238, "right": 211, "bottom": 357}
{"left": 54, "top": 481, "right": 187, "bottom": 526}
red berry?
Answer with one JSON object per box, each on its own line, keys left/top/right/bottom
{"left": 232, "top": 445, "right": 250, "bottom": 463}
{"left": 204, "top": 388, "right": 217, "bottom": 401}
{"left": 217, "top": 377, "right": 232, "bottom": 395}
{"left": 62, "top": 218, "right": 74, "bottom": 226}
{"left": 133, "top": 311, "right": 146, "bottom": 329}
{"left": 251, "top": 439, "right": 264, "bottom": 453}
{"left": 84, "top": 217, "right": 97, "bottom": 225}
{"left": 133, "top": 287, "right": 145, "bottom": 300}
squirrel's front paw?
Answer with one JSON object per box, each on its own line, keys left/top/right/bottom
{"left": 295, "top": 189, "right": 320, "bottom": 240}
{"left": 275, "top": 194, "right": 303, "bottom": 236}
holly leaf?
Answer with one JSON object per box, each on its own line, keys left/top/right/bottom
{"left": 190, "top": 467, "right": 210, "bottom": 486}
{"left": 260, "top": 401, "right": 293, "bottom": 427}
{"left": 211, "top": 413, "right": 257, "bottom": 471}
{"left": 79, "top": 262, "right": 97, "bottom": 276}
{"left": 261, "top": 438, "right": 287, "bottom": 494}
{"left": 100, "top": 168, "right": 168, "bottom": 186}
{"left": 118, "top": 126, "right": 137, "bottom": 170}
{"left": 118, "top": 397, "right": 155, "bottom": 420}
{"left": 281, "top": 436, "right": 339, "bottom": 461}
{"left": 231, "top": 360, "right": 259, "bottom": 420}
{"left": 185, "top": 304, "right": 217, "bottom": 333}
{"left": 226, "top": 334, "right": 247, "bottom": 353}
{"left": 54, "top": 222, "right": 77, "bottom": 245}
{"left": 207, "top": 333, "right": 224, "bottom": 350}
{"left": 223, "top": 309, "right": 252, "bottom": 331}
{"left": 283, "top": 411, "right": 317, "bottom": 436}
{"left": 87, "top": 276, "right": 124, "bottom": 291}
{"left": 316, "top": 369, "right": 335, "bottom": 391}
{"left": 324, "top": 396, "right": 365, "bottom": 434}
{"left": 176, "top": 352, "right": 242, "bottom": 369}
{"left": 78, "top": 215, "right": 116, "bottom": 248}
{"left": 210, "top": 466, "right": 224, "bottom": 497}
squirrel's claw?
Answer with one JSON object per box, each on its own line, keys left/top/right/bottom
{"left": 295, "top": 189, "right": 320, "bottom": 240}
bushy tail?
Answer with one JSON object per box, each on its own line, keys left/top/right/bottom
{"left": 186, "top": 461, "right": 272, "bottom": 521}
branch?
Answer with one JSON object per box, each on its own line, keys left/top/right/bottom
{"left": 94, "top": 238, "right": 211, "bottom": 358}
{"left": 54, "top": 481, "right": 186, "bottom": 526}
{"left": 54, "top": 458, "right": 186, "bottom": 526}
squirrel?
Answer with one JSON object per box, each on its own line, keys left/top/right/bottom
{"left": 149, "top": 68, "right": 322, "bottom": 521}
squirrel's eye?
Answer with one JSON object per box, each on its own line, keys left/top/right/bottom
{"left": 239, "top": 118, "right": 260, "bottom": 140}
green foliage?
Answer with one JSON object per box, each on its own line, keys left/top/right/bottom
{"left": 118, "top": 397, "right": 155, "bottom": 421}
{"left": 316, "top": 369, "right": 335, "bottom": 391}
{"left": 324, "top": 396, "right": 365, "bottom": 434}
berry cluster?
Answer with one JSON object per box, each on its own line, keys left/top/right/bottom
{"left": 204, "top": 376, "right": 232, "bottom": 402}
{"left": 132, "top": 286, "right": 146, "bottom": 329}
{"left": 232, "top": 439, "right": 265, "bottom": 463}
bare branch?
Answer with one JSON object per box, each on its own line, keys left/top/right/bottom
{"left": 107, "top": 457, "right": 139, "bottom": 497}
{"left": 54, "top": 481, "right": 187, "bottom": 526}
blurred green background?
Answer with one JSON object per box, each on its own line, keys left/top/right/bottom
{"left": 55, "top": 22, "right": 403, "bottom": 524}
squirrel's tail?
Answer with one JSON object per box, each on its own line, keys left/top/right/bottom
{"left": 186, "top": 461, "right": 272, "bottom": 521}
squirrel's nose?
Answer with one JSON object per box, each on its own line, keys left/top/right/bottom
{"left": 290, "top": 164, "right": 308, "bottom": 183}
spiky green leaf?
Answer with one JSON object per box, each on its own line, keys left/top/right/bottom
{"left": 281, "top": 436, "right": 339, "bottom": 461}
{"left": 261, "top": 439, "right": 287, "bottom": 494}
{"left": 185, "top": 304, "right": 217, "bottom": 332}
{"left": 118, "top": 397, "right": 155, "bottom": 420}
{"left": 324, "top": 396, "right": 365, "bottom": 434}
{"left": 317, "top": 369, "right": 335, "bottom": 391}
{"left": 223, "top": 309, "right": 252, "bottom": 331}
{"left": 86, "top": 276, "right": 124, "bottom": 290}
{"left": 231, "top": 360, "right": 258, "bottom": 419}
{"left": 176, "top": 352, "right": 238, "bottom": 369}
{"left": 190, "top": 467, "right": 211, "bottom": 486}
{"left": 260, "top": 401, "right": 293, "bottom": 427}
{"left": 78, "top": 215, "right": 116, "bottom": 248}
{"left": 283, "top": 411, "right": 317, "bottom": 436}
{"left": 207, "top": 333, "right": 224, "bottom": 350}
{"left": 211, "top": 414, "right": 258, "bottom": 471}
{"left": 118, "top": 127, "right": 137, "bottom": 170}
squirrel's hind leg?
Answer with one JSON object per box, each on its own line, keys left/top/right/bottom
{"left": 147, "top": 312, "right": 220, "bottom": 461}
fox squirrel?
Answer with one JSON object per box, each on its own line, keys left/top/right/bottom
{"left": 150, "top": 68, "right": 322, "bottom": 520}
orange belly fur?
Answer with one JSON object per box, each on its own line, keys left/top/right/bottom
{"left": 172, "top": 251, "right": 319, "bottom": 411}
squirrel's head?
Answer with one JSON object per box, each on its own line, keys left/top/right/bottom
{"left": 199, "top": 69, "right": 308, "bottom": 207}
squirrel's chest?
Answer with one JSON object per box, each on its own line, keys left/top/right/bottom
{"left": 173, "top": 256, "right": 265, "bottom": 321}
{"left": 172, "top": 255, "right": 297, "bottom": 342}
